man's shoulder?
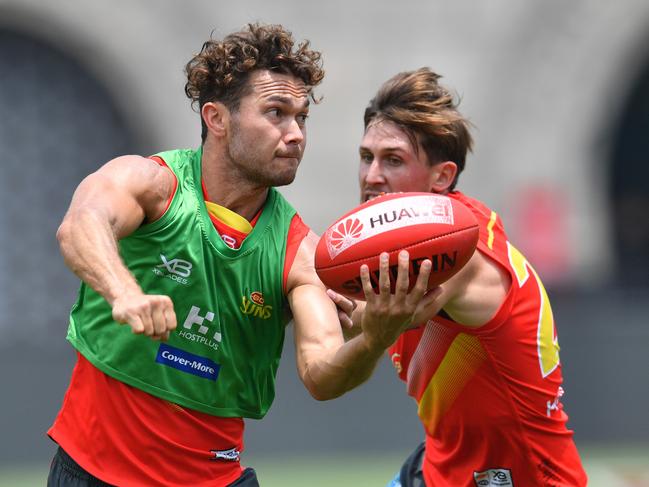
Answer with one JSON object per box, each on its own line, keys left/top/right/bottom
{"left": 449, "top": 190, "right": 492, "bottom": 214}
{"left": 266, "top": 189, "right": 309, "bottom": 233}
{"left": 151, "top": 147, "right": 198, "bottom": 165}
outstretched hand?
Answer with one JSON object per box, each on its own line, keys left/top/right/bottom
{"left": 112, "top": 293, "right": 177, "bottom": 341}
{"left": 360, "top": 251, "right": 442, "bottom": 350}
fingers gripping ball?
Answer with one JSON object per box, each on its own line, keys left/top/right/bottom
{"left": 315, "top": 193, "right": 479, "bottom": 299}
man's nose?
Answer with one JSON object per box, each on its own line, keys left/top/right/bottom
{"left": 363, "top": 160, "right": 385, "bottom": 184}
{"left": 284, "top": 119, "right": 305, "bottom": 146}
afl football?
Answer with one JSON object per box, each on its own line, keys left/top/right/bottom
{"left": 315, "top": 192, "right": 479, "bottom": 299}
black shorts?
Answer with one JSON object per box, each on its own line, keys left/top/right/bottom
{"left": 397, "top": 442, "right": 426, "bottom": 487}
{"left": 47, "top": 446, "right": 259, "bottom": 487}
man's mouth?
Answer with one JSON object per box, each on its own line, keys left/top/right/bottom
{"left": 363, "top": 191, "right": 387, "bottom": 202}
{"left": 276, "top": 151, "right": 301, "bottom": 160}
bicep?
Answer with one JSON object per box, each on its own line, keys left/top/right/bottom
{"left": 65, "top": 155, "right": 173, "bottom": 238}
{"left": 441, "top": 250, "right": 511, "bottom": 326}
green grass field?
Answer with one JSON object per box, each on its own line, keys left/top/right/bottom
{"left": 1, "top": 445, "right": 647, "bottom": 486}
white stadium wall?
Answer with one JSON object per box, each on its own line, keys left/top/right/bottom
{"left": 3, "top": 0, "right": 648, "bottom": 287}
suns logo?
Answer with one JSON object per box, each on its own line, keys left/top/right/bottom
{"left": 240, "top": 291, "right": 273, "bottom": 319}
{"left": 250, "top": 291, "right": 264, "bottom": 305}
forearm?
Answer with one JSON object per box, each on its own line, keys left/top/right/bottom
{"left": 57, "top": 208, "right": 141, "bottom": 305}
{"left": 301, "top": 332, "right": 385, "bottom": 401}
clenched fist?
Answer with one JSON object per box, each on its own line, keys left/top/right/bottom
{"left": 112, "top": 293, "right": 177, "bottom": 341}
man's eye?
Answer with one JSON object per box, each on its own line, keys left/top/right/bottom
{"left": 387, "top": 157, "right": 402, "bottom": 166}
{"left": 360, "top": 153, "right": 373, "bottom": 163}
{"left": 297, "top": 114, "right": 309, "bottom": 124}
{"left": 269, "top": 108, "right": 282, "bottom": 117}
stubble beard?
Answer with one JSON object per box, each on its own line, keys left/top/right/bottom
{"left": 227, "top": 121, "right": 299, "bottom": 188}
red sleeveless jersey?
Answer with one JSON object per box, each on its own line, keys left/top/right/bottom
{"left": 388, "top": 191, "right": 587, "bottom": 487}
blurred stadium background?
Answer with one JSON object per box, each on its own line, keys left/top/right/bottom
{"left": 1, "top": 0, "right": 648, "bottom": 485}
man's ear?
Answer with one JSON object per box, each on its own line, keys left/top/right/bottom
{"left": 430, "top": 161, "right": 458, "bottom": 193}
{"left": 201, "top": 102, "right": 229, "bottom": 138}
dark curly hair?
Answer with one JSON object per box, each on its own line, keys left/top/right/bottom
{"left": 364, "top": 68, "right": 473, "bottom": 191}
{"left": 185, "top": 23, "right": 325, "bottom": 142}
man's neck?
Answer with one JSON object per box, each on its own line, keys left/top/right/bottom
{"left": 200, "top": 142, "right": 269, "bottom": 222}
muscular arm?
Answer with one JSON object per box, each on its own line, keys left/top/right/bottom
{"left": 57, "top": 155, "right": 177, "bottom": 338}
{"left": 288, "top": 233, "right": 436, "bottom": 400}
{"left": 434, "top": 250, "right": 511, "bottom": 327}
{"left": 287, "top": 233, "right": 380, "bottom": 400}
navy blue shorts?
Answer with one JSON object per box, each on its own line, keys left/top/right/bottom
{"left": 47, "top": 446, "right": 259, "bottom": 487}
{"left": 387, "top": 442, "right": 426, "bottom": 487}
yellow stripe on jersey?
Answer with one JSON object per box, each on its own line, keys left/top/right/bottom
{"left": 507, "top": 242, "right": 530, "bottom": 287}
{"left": 205, "top": 201, "right": 253, "bottom": 234}
{"left": 417, "top": 333, "right": 486, "bottom": 436}
{"left": 534, "top": 267, "right": 560, "bottom": 377}
{"left": 507, "top": 242, "right": 560, "bottom": 378}
{"left": 486, "top": 211, "right": 498, "bottom": 250}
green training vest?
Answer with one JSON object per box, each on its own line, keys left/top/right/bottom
{"left": 67, "top": 147, "right": 297, "bottom": 418}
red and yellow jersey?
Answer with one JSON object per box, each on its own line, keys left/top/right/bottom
{"left": 388, "top": 191, "right": 587, "bottom": 487}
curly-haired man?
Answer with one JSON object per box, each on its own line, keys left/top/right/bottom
{"left": 46, "top": 24, "right": 437, "bottom": 487}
